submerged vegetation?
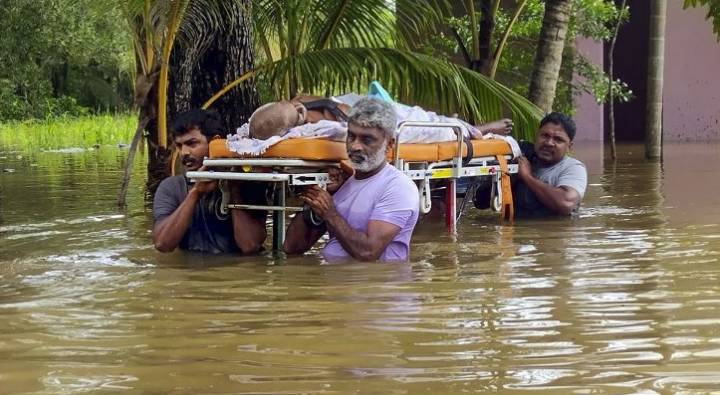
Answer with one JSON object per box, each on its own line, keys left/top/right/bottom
{"left": 0, "top": 114, "right": 135, "bottom": 150}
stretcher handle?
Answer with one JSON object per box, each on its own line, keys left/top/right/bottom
{"left": 393, "top": 121, "right": 466, "bottom": 175}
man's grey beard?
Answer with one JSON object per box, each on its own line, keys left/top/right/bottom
{"left": 350, "top": 140, "right": 388, "bottom": 173}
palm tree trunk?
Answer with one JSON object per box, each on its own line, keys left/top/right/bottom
{"left": 475, "top": 0, "right": 498, "bottom": 74}
{"left": 168, "top": 0, "right": 258, "bottom": 135}
{"left": 146, "top": 0, "right": 258, "bottom": 195}
{"left": 645, "top": 0, "right": 667, "bottom": 159}
{"left": 528, "top": 0, "right": 573, "bottom": 112}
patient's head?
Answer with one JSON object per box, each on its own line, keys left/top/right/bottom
{"left": 249, "top": 101, "right": 306, "bottom": 140}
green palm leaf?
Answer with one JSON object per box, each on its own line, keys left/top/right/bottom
{"left": 255, "top": 48, "right": 542, "bottom": 140}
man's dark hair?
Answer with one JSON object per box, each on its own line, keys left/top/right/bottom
{"left": 172, "top": 109, "right": 226, "bottom": 139}
{"left": 539, "top": 112, "right": 576, "bottom": 141}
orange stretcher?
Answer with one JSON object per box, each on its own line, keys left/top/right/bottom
{"left": 207, "top": 135, "right": 512, "bottom": 162}
{"left": 186, "top": 121, "right": 517, "bottom": 249}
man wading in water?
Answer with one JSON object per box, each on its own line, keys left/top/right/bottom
{"left": 477, "top": 112, "right": 587, "bottom": 218}
{"left": 152, "top": 109, "right": 267, "bottom": 254}
{"left": 283, "top": 98, "right": 420, "bottom": 262}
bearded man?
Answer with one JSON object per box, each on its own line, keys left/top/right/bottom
{"left": 283, "top": 98, "right": 420, "bottom": 262}
{"left": 152, "top": 109, "right": 268, "bottom": 254}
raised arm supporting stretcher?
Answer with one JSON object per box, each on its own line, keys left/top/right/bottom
{"left": 186, "top": 121, "right": 518, "bottom": 251}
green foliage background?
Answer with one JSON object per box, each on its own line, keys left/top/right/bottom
{"left": 426, "top": 0, "right": 632, "bottom": 115}
{"left": 0, "top": 0, "right": 653, "bottom": 146}
{"left": 0, "top": 0, "right": 133, "bottom": 121}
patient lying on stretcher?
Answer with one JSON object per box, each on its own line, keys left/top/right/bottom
{"left": 227, "top": 93, "right": 516, "bottom": 156}
{"left": 250, "top": 94, "right": 513, "bottom": 139}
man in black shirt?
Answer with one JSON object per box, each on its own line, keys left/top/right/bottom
{"left": 152, "top": 109, "right": 267, "bottom": 254}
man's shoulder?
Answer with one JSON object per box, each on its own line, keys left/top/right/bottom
{"left": 380, "top": 165, "right": 419, "bottom": 201}
{"left": 156, "top": 175, "right": 187, "bottom": 198}
{"left": 383, "top": 164, "right": 416, "bottom": 186}
{"left": 556, "top": 156, "right": 585, "bottom": 171}
{"left": 153, "top": 176, "right": 188, "bottom": 220}
{"left": 159, "top": 175, "right": 186, "bottom": 187}
{"left": 561, "top": 156, "right": 586, "bottom": 168}
{"left": 559, "top": 156, "right": 587, "bottom": 178}
{"left": 541, "top": 156, "right": 586, "bottom": 175}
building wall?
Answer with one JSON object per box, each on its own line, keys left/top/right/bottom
{"left": 572, "top": 38, "right": 605, "bottom": 142}
{"left": 663, "top": 1, "right": 720, "bottom": 141}
{"left": 574, "top": 1, "right": 720, "bottom": 142}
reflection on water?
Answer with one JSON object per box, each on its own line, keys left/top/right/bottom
{"left": 1, "top": 143, "right": 719, "bottom": 393}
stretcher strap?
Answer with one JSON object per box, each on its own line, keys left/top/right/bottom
{"left": 496, "top": 155, "right": 514, "bottom": 221}
{"left": 462, "top": 136, "right": 473, "bottom": 166}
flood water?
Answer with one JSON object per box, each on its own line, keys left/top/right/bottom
{"left": 1, "top": 142, "right": 719, "bottom": 394}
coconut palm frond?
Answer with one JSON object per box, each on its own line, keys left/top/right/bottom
{"left": 253, "top": 0, "right": 398, "bottom": 52}
{"left": 394, "top": 0, "right": 450, "bottom": 49}
{"left": 252, "top": 0, "right": 288, "bottom": 54}
{"left": 256, "top": 48, "right": 542, "bottom": 139}
{"left": 456, "top": 66, "right": 543, "bottom": 140}
{"left": 311, "top": 0, "right": 396, "bottom": 49}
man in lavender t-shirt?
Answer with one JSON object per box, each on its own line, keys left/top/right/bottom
{"left": 283, "top": 98, "right": 419, "bottom": 262}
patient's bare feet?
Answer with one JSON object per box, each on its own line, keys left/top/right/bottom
{"left": 479, "top": 118, "right": 513, "bottom": 136}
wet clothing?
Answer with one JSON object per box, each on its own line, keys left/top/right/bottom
{"left": 513, "top": 156, "right": 587, "bottom": 218}
{"left": 322, "top": 164, "right": 420, "bottom": 262}
{"left": 153, "top": 176, "right": 267, "bottom": 254}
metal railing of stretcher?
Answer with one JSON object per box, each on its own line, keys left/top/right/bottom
{"left": 186, "top": 121, "right": 518, "bottom": 252}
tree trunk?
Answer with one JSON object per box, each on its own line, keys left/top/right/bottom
{"left": 146, "top": 0, "right": 258, "bottom": 193}
{"left": 608, "top": 0, "right": 627, "bottom": 161}
{"left": 645, "top": 0, "right": 666, "bottom": 160}
{"left": 168, "top": 0, "right": 258, "bottom": 134}
{"left": 528, "top": 0, "right": 573, "bottom": 112}
{"left": 475, "top": 0, "right": 497, "bottom": 74}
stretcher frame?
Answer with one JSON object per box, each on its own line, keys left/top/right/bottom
{"left": 186, "top": 121, "right": 517, "bottom": 251}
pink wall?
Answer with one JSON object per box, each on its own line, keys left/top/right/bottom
{"left": 573, "top": 2, "right": 720, "bottom": 142}
{"left": 663, "top": 1, "right": 720, "bottom": 141}
{"left": 573, "top": 38, "right": 605, "bottom": 142}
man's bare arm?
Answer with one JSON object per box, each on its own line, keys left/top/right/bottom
{"left": 229, "top": 182, "right": 267, "bottom": 254}
{"left": 153, "top": 186, "right": 205, "bottom": 252}
{"left": 325, "top": 215, "right": 400, "bottom": 261}
{"left": 300, "top": 186, "right": 400, "bottom": 261}
{"left": 517, "top": 157, "right": 580, "bottom": 215}
{"left": 282, "top": 212, "right": 327, "bottom": 254}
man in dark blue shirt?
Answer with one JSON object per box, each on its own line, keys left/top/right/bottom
{"left": 152, "top": 109, "right": 267, "bottom": 254}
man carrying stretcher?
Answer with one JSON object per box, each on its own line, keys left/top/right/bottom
{"left": 152, "top": 109, "right": 268, "bottom": 254}
{"left": 283, "top": 98, "right": 420, "bottom": 262}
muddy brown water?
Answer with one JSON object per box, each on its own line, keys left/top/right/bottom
{"left": 1, "top": 143, "right": 719, "bottom": 394}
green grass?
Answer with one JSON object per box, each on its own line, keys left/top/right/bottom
{"left": 0, "top": 114, "right": 136, "bottom": 150}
